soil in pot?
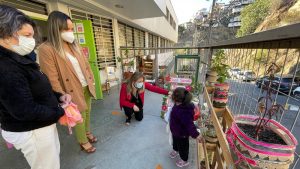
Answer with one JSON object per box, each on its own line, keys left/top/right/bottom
{"left": 237, "top": 124, "right": 287, "bottom": 145}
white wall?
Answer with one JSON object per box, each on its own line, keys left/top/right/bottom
{"left": 133, "top": 17, "right": 177, "bottom": 42}
{"left": 132, "top": 0, "right": 178, "bottom": 42}
{"left": 47, "top": 1, "right": 69, "bottom": 15}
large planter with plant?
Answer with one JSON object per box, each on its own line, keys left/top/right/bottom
{"left": 226, "top": 64, "right": 298, "bottom": 169}
{"left": 211, "top": 50, "right": 230, "bottom": 108}
{"left": 227, "top": 115, "right": 297, "bottom": 169}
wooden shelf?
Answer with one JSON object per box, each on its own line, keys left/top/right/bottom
{"left": 141, "top": 58, "right": 154, "bottom": 78}
{"left": 197, "top": 87, "right": 236, "bottom": 169}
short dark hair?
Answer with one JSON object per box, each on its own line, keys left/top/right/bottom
{"left": 172, "top": 87, "right": 193, "bottom": 105}
{"left": 0, "top": 5, "right": 36, "bottom": 39}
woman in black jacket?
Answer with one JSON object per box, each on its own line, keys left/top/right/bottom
{"left": 0, "top": 5, "right": 71, "bottom": 169}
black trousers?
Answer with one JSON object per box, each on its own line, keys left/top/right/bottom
{"left": 173, "top": 135, "right": 189, "bottom": 161}
{"left": 123, "top": 106, "right": 143, "bottom": 121}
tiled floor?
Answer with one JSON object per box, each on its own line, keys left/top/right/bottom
{"left": 0, "top": 87, "right": 197, "bottom": 169}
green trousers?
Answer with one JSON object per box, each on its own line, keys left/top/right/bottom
{"left": 74, "top": 87, "right": 91, "bottom": 144}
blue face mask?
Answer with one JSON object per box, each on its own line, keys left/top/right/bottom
{"left": 135, "top": 82, "right": 144, "bottom": 89}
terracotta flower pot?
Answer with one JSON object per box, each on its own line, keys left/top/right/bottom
{"left": 226, "top": 115, "right": 298, "bottom": 169}
{"left": 207, "top": 70, "right": 218, "bottom": 77}
{"left": 206, "top": 76, "right": 218, "bottom": 83}
{"left": 206, "top": 71, "right": 218, "bottom": 82}
{"left": 213, "top": 83, "right": 229, "bottom": 108}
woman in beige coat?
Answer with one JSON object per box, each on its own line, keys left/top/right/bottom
{"left": 38, "top": 11, "right": 97, "bottom": 153}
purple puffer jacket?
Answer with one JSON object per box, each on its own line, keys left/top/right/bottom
{"left": 170, "top": 103, "right": 200, "bottom": 139}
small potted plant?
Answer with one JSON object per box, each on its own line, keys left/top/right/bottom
{"left": 123, "top": 59, "right": 134, "bottom": 79}
{"left": 211, "top": 50, "right": 230, "bottom": 108}
{"left": 226, "top": 63, "right": 298, "bottom": 169}
{"left": 206, "top": 50, "right": 223, "bottom": 84}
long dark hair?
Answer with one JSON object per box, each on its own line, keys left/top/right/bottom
{"left": 172, "top": 87, "right": 192, "bottom": 105}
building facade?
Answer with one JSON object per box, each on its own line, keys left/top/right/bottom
{"left": 228, "top": 0, "right": 255, "bottom": 28}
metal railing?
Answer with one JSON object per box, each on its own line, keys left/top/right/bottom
{"left": 119, "top": 22, "right": 300, "bottom": 169}
{"left": 207, "top": 23, "right": 300, "bottom": 169}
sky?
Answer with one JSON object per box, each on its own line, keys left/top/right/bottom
{"left": 171, "top": 0, "right": 230, "bottom": 24}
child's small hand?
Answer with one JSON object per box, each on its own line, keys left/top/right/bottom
{"left": 196, "top": 135, "right": 203, "bottom": 143}
{"left": 168, "top": 91, "right": 172, "bottom": 97}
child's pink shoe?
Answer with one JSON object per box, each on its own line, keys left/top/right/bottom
{"left": 176, "top": 159, "right": 189, "bottom": 168}
{"left": 169, "top": 150, "right": 179, "bottom": 159}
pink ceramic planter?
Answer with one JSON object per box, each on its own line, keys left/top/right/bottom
{"left": 226, "top": 115, "right": 298, "bottom": 169}
{"left": 213, "top": 83, "right": 229, "bottom": 108}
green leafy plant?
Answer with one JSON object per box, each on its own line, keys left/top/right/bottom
{"left": 125, "top": 48, "right": 129, "bottom": 58}
{"left": 211, "top": 50, "right": 230, "bottom": 83}
{"left": 116, "top": 56, "right": 122, "bottom": 62}
{"left": 129, "top": 59, "right": 134, "bottom": 67}
{"left": 191, "top": 76, "right": 203, "bottom": 95}
{"left": 237, "top": 0, "right": 271, "bottom": 37}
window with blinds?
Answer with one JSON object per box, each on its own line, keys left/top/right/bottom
{"left": 160, "top": 38, "right": 166, "bottom": 53}
{"left": 148, "top": 33, "right": 159, "bottom": 55}
{"left": 71, "top": 10, "right": 116, "bottom": 70}
{"left": 165, "top": 7, "right": 176, "bottom": 30}
{"left": 0, "top": 0, "right": 48, "bottom": 15}
{"left": 118, "top": 22, "right": 145, "bottom": 57}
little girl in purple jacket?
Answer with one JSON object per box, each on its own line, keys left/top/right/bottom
{"left": 169, "top": 87, "right": 202, "bottom": 168}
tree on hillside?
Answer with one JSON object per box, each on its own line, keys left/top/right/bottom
{"left": 178, "top": 25, "right": 186, "bottom": 37}
{"left": 237, "top": 0, "right": 271, "bottom": 37}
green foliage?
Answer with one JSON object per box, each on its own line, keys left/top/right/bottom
{"left": 237, "top": 0, "right": 271, "bottom": 37}
{"left": 211, "top": 50, "right": 230, "bottom": 83}
{"left": 178, "top": 25, "right": 186, "bottom": 35}
{"left": 191, "top": 76, "right": 203, "bottom": 95}
{"left": 129, "top": 59, "right": 134, "bottom": 67}
{"left": 116, "top": 56, "right": 122, "bottom": 62}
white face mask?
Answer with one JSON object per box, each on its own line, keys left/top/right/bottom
{"left": 11, "top": 36, "right": 36, "bottom": 56}
{"left": 61, "top": 32, "right": 75, "bottom": 43}
{"left": 135, "top": 82, "right": 144, "bottom": 89}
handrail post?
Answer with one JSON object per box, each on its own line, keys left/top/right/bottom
{"left": 154, "top": 48, "right": 158, "bottom": 80}
{"left": 120, "top": 48, "right": 124, "bottom": 79}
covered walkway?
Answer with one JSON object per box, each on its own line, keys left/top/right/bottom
{"left": 0, "top": 87, "right": 197, "bottom": 169}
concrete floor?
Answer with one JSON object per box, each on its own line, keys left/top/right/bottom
{"left": 0, "top": 87, "right": 197, "bottom": 169}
